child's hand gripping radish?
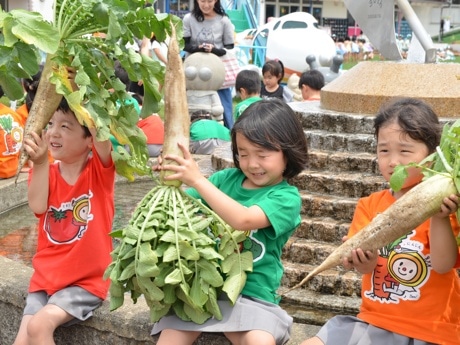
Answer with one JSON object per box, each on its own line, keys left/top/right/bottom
{"left": 285, "top": 97, "right": 460, "bottom": 295}
{"left": 0, "top": 2, "right": 181, "bottom": 182}
{"left": 105, "top": 22, "right": 252, "bottom": 325}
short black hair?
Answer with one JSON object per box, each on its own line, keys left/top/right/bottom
{"left": 231, "top": 99, "right": 308, "bottom": 178}
{"left": 190, "top": 109, "right": 212, "bottom": 123}
{"left": 23, "top": 65, "right": 44, "bottom": 111}
{"left": 298, "top": 69, "right": 325, "bottom": 91}
{"left": 235, "top": 69, "right": 261, "bottom": 95}
{"left": 56, "top": 97, "right": 91, "bottom": 138}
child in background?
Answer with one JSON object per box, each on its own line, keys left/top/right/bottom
{"left": 234, "top": 69, "right": 262, "bottom": 120}
{"left": 189, "top": 109, "right": 230, "bottom": 155}
{"left": 13, "top": 98, "right": 115, "bottom": 344}
{"left": 0, "top": 86, "right": 27, "bottom": 178}
{"left": 298, "top": 69, "right": 325, "bottom": 102}
{"left": 152, "top": 99, "right": 309, "bottom": 345}
{"left": 301, "top": 97, "right": 460, "bottom": 345}
{"left": 132, "top": 93, "right": 164, "bottom": 157}
{"left": 260, "top": 60, "right": 293, "bottom": 102}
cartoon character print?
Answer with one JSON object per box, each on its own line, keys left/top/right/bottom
{"left": 239, "top": 230, "right": 264, "bottom": 262}
{"left": 0, "top": 114, "right": 23, "bottom": 155}
{"left": 364, "top": 231, "right": 430, "bottom": 303}
{"left": 196, "top": 28, "right": 214, "bottom": 46}
{"left": 44, "top": 192, "right": 94, "bottom": 244}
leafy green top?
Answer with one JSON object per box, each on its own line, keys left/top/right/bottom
{"left": 0, "top": 0, "right": 183, "bottom": 180}
{"left": 390, "top": 119, "right": 460, "bottom": 226}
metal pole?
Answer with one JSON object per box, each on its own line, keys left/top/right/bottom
{"left": 395, "top": 0, "right": 436, "bottom": 63}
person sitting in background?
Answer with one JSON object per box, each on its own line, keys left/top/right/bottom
{"left": 132, "top": 93, "right": 164, "bottom": 157}
{"left": 190, "top": 110, "right": 230, "bottom": 155}
{"left": 298, "top": 69, "right": 325, "bottom": 102}
{"left": 234, "top": 69, "right": 262, "bottom": 120}
{"left": 0, "top": 86, "right": 27, "bottom": 179}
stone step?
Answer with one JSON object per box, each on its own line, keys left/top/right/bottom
{"left": 295, "top": 216, "right": 349, "bottom": 244}
{"left": 283, "top": 238, "right": 341, "bottom": 267}
{"left": 306, "top": 129, "right": 376, "bottom": 153}
{"left": 292, "top": 103, "right": 454, "bottom": 134}
{"left": 293, "top": 170, "right": 386, "bottom": 199}
{"left": 282, "top": 261, "right": 362, "bottom": 297}
{"left": 280, "top": 288, "right": 361, "bottom": 326}
{"left": 307, "top": 150, "right": 379, "bottom": 174}
{"left": 292, "top": 104, "right": 376, "bottom": 134}
{"left": 300, "top": 192, "right": 358, "bottom": 223}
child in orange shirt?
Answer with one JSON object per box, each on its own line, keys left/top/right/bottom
{"left": 0, "top": 87, "right": 27, "bottom": 178}
{"left": 301, "top": 98, "right": 460, "bottom": 345}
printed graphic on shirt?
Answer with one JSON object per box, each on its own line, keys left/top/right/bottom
{"left": 365, "top": 230, "right": 430, "bottom": 303}
{"left": 197, "top": 28, "right": 214, "bottom": 45}
{"left": 239, "top": 230, "right": 265, "bottom": 262}
{"left": 0, "top": 114, "right": 23, "bottom": 155}
{"left": 44, "top": 192, "right": 94, "bottom": 244}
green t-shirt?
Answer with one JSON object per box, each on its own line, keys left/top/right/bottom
{"left": 190, "top": 119, "right": 230, "bottom": 141}
{"left": 234, "top": 96, "right": 262, "bottom": 120}
{"left": 187, "top": 168, "right": 301, "bottom": 304}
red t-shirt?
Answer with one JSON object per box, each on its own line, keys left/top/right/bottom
{"left": 349, "top": 189, "right": 460, "bottom": 345}
{"left": 29, "top": 150, "right": 115, "bottom": 299}
{"left": 0, "top": 104, "right": 27, "bottom": 178}
{"left": 138, "top": 115, "right": 164, "bottom": 145}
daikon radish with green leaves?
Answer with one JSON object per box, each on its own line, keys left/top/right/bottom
{"left": 283, "top": 119, "right": 460, "bottom": 294}
{"left": 0, "top": 1, "right": 179, "bottom": 182}
{"left": 105, "top": 22, "right": 252, "bottom": 324}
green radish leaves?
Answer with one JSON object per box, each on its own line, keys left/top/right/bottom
{"left": 105, "top": 186, "right": 253, "bottom": 324}
{"left": 389, "top": 119, "right": 460, "bottom": 246}
{"left": 0, "top": 0, "right": 183, "bottom": 181}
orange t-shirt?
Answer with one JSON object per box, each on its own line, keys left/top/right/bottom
{"left": 0, "top": 104, "right": 27, "bottom": 178}
{"left": 29, "top": 150, "right": 115, "bottom": 299}
{"left": 138, "top": 115, "right": 164, "bottom": 145}
{"left": 349, "top": 189, "right": 460, "bottom": 345}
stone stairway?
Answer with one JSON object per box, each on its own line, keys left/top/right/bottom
{"left": 212, "top": 103, "right": 389, "bottom": 327}
{"left": 280, "top": 104, "right": 387, "bottom": 325}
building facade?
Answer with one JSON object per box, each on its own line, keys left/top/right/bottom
{"left": 2, "top": 0, "right": 459, "bottom": 38}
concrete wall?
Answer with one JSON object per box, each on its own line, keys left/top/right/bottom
{"left": 0, "top": 256, "right": 232, "bottom": 344}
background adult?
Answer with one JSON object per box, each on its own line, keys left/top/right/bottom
{"left": 182, "top": 0, "right": 235, "bottom": 129}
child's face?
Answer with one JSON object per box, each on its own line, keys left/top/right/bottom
{"left": 377, "top": 122, "right": 430, "bottom": 192}
{"left": 263, "top": 72, "right": 279, "bottom": 89}
{"left": 236, "top": 133, "right": 287, "bottom": 188}
{"left": 45, "top": 110, "right": 92, "bottom": 162}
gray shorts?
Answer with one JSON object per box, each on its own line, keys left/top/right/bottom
{"left": 23, "top": 286, "right": 103, "bottom": 327}
{"left": 316, "top": 315, "right": 436, "bottom": 345}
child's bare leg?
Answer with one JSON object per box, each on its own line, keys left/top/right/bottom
{"left": 224, "top": 329, "right": 276, "bottom": 345}
{"left": 13, "top": 315, "right": 33, "bottom": 345}
{"left": 300, "top": 336, "right": 325, "bottom": 345}
{"left": 15, "top": 304, "right": 73, "bottom": 345}
{"left": 156, "top": 329, "right": 201, "bottom": 345}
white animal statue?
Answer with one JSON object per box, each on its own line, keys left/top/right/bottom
{"left": 184, "top": 53, "right": 225, "bottom": 122}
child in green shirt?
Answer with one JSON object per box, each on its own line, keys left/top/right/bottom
{"left": 234, "top": 69, "right": 262, "bottom": 120}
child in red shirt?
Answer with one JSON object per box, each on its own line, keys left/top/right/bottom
{"left": 13, "top": 98, "right": 115, "bottom": 344}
